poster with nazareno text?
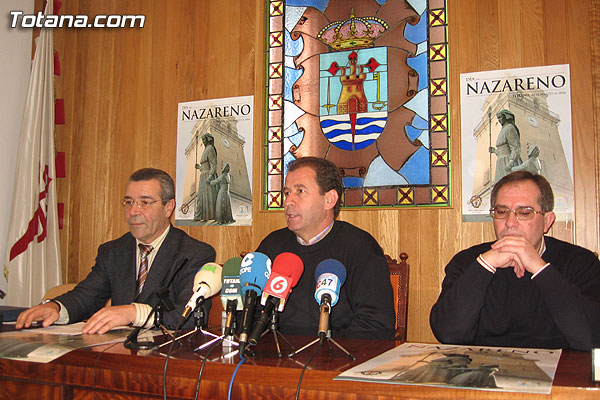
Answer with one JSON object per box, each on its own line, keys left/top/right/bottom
{"left": 460, "top": 65, "right": 573, "bottom": 222}
{"left": 175, "top": 96, "right": 253, "bottom": 227}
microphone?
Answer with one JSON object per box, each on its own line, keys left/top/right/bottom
{"left": 249, "top": 252, "right": 304, "bottom": 345}
{"left": 238, "top": 252, "right": 271, "bottom": 354}
{"left": 181, "top": 262, "right": 223, "bottom": 319}
{"left": 220, "top": 257, "right": 243, "bottom": 336}
{"left": 125, "top": 257, "right": 189, "bottom": 350}
{"left": 314, "top": 259, "right": 347, "bottom": 340}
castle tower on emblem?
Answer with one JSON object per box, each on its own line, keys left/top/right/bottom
{"left": 318, "top": 11, "right": 389, "bottom": 152}
{"left": 337, "top": 51, "right": 369, "bottom": 115}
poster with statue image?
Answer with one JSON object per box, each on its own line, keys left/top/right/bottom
{"left": 460, "top": 65, "right": 573, "bottom": 222}
{"left": 175, "top": 96, "right": 253, "bottom": 226}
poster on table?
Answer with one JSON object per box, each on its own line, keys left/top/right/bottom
{"left": 175, "top": 96, "right": 253, "bottom": 227}
{"left": 460, "top": 64, "right": 573, "bottom": 222}
{"left": 336, "top": 342, "right": 561, "bottom": 395}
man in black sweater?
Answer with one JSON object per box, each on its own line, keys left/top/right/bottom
{"left": 256, "top": 157, "right": 396, "bottom": 340}
{"left": 430, "top": 171, "right": 600, "bottom": 350}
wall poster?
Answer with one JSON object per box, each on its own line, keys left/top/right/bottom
{"left": 460, "top": 65, "right": 574, "bottom": 222}
{"left": 175, "top": 96, "right": 253, "bottom": 226}
{"left": 264, "top": 0, "right": 450, "bottom": 210}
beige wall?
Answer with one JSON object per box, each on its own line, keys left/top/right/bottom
{"left": 50, "top": 0, "right": 600, "bottom": 343}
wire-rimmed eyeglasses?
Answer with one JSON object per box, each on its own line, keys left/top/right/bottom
{"left": 489, "top": 206, "right": 545, "bottom": 220}
{"left": 121, "top": 198, "right": 160, "bottom": 209}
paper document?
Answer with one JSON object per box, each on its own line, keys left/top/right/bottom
{"left": 0, "top": 323, "right": 160, "bottom": 363}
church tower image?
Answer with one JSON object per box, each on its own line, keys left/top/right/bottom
{"left": 469, "top": 89, "right": 573, "bottom": 219}
{"left": 180, "top": 117, "right": 252, "bottom": 225}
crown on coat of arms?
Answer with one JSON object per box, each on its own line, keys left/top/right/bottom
{"left": 317, "top": 9, "right": 388, "bottom": 51}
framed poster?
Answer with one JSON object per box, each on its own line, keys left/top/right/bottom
{"left": 175, "top": 96, "right": 254, "bottom": 226}
{"left": 460, "top": 65, "right": 573, "bottom": 221}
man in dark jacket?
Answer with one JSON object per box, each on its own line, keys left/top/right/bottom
{"left": 16, "top": 168, "right": 215, "bottom": 334}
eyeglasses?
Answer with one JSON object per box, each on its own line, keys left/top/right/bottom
{"left": 121, "top": 198, "right": 160, "bottom": 209}
{"left": 489, "top": 206, "right": 545, "bottom": 220}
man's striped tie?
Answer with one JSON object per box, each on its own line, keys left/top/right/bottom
{"left": 136, "top": 244, "right": 154, "bottom": 297}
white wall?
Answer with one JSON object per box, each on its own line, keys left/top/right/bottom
{"left": 1, "top": 0, "right": 34, "bottom": 278}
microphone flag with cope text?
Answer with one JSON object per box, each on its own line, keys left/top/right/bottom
{"left": 238, "top": 252, "right": 271, "bottom": 352}
{"left": 314, "top": 259, "right": 347, "bottom": 339}
{"left": 2, "top": 0, "right": 61, "bottom": 306}
{"left": 249, "top": 252, "right": 304, "bottom": 345}
{"left": 221, "top": 257, "right": 243, "bottom": 335}
{"left": 181, "top": 262, "right": 223, "bottom": 319}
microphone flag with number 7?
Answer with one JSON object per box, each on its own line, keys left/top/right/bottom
{"left": 261, "top": 252, "right": 304, "bottom": 312}
{"left": 314, "top": 259, "right": 347, "bottom": 339}
{"left": 314, "top": 259, "right": 347, "bottom": 307}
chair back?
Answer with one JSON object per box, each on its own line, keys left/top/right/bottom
{"left": 386, "top": 253, "right": 409, "bottom": 341}
{"left": 42, "top": 283, "right": 77, "bottom": 302}
{"left": 43, "top": 283, "right": 112, "bottom": 307}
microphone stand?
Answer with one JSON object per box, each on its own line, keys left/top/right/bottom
{"left": 288, "top": 301, "right": 354, "bottom": 360}
{"left": 191, "top": 310, "right": 239, "bottom": 354}
{"left": 158, "top": 299, "right": 239, "bottom": 353}
{"left": 260, "top": 306, "right": 295, "bottom": 358}
{"left": 289, "top": 331, "right": 354, "bottom": 360}
{"left": 124, "top": 257, "right": 189, "bottom": 351}
{"left": 248, "top": 296, "right": 294, "bottom": 358}
{"left": 158, "top": 300, "right": 221, "bottom": 350}
{"left": 124, "top": 286, "right": 177, "bottom": 350}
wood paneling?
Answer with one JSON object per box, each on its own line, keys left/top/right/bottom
{"left": 49, "top": 0, "right": 600, "bottom": 344}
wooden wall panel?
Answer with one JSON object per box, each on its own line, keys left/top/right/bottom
{"left": 594, "top": 0, "right": 600, "bottom": 248}
{"left": 568, "top": 2, "right": 599, "bottom": 250}
{"left": 49, "top": 0, "right": 600, "bottom": 344}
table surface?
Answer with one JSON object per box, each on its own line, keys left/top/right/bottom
{"left": 1, "top": 328, "right": 600, "bottom": 399}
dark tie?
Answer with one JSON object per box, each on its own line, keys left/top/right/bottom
{"left": 136, "top": 244, "right": 154, "bottom": 297}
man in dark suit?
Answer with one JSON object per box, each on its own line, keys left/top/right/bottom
{"left": 16, "top": 168, "right": 216, "bottom": 334}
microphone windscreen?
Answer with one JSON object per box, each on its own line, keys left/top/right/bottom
{"left": 272, "top": 252, "right": 304, "bottom": 286}
{"left": 221, "top": 257, "right": 242, "bottom": 308}
{"left": 222, "top": 257, "right": 242, "bottom": 281}
{"left": 314, "top": 259, "right": 346, "bottom": 306}
{"left": 239, "top": 252, "right": 271, "bottom": 296}
{"left": 194, "top": 262, "right": 223, "bottom": 296}
{"left": 315, "top": 259, "right": 347, "bottom": 285}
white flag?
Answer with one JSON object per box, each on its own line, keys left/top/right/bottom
{"left": 1, "top": 0, "right": 61, "bottom": 306}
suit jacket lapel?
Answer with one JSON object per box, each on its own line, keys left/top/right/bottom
{"left": 138, "top": 227, "right": 179, "bottom": 302}
{"left": 111, "top": 234, "right": 138, "bottom": 305}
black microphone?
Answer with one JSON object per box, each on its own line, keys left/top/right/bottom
{"left": 237, "top": 252, "right": 271, "bottom": 355}
{"left": 124, "top": 257, "right": 189, "bottom": 350}
{"left": 248, "top": 252, "right": 304, "bottom": 345}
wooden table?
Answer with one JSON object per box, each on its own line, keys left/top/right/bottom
{"left": 1, "top": 330, "right": 599, "bottom": 399}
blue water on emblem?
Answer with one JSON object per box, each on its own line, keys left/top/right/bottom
{"left": 320, "top": 112, "right": 387, "bottom": 151}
